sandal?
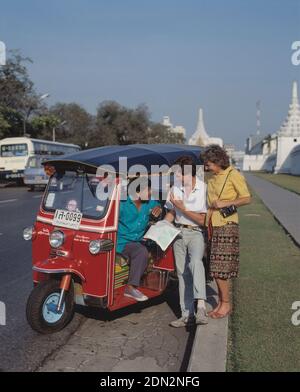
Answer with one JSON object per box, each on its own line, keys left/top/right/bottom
{"left": 210, "top": 300, "right": 232, "bottom": 319}
{"left": 210, "top": 309, "right": 232, "bottom": 319}
{"left": 208, "top": 308, "right": 219, "bottom": 317}
{"left": 208, "top": 303, "right": 222, "bottom": 317}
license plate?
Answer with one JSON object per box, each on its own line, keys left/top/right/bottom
{"left": 53, "top": 209, "right": 82, "bottom": 230}
{"left": 35, "top": 176, "right": 43, "bottom": 181}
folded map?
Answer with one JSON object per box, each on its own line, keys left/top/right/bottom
{"left": 143, "top": 220, "right": 181, "bottom": 251}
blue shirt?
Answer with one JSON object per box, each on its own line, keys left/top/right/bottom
{"left": 116, "top": 196, "right": 160, "bottom": 253}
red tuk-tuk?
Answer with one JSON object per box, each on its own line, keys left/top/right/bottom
{"left": 24, "top": 144, "right": 202, "bottom": 334}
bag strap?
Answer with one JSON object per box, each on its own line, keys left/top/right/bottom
{"left": 217, "top": 169, "right": 233, "bottom": 200}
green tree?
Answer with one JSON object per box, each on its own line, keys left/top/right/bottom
{"left": 0, "top": 50, "right": 43, "bottom": 136}
{"left": 0, "top": 110, "right": 10, "bottom": 138}
{"left": 0, "top": 106, "right": 23, "bottom": 138}
{"left": 92, "top": 101, "right": 149, "bottom": 146}
{"left": 48, "top": 103, "right": 93, "bottom": 148}
{"left": 92, "top": 101, "right": 185, "bottom": 146}
{"left": 30, "top": 114, "right": 61, "bottom": 140}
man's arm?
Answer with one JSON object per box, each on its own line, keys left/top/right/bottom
{"left": 169, "top": 193, "right": 206, "bottom": 226}
{"left": 180, "top": 210, "right": 206, "bottom": 226}
{"left": 164, "top": 209, "right": 175, "bottom": 223}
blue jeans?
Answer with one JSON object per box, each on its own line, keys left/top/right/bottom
{"left": 173, "top": 228, "right": 206, "bottom": 318}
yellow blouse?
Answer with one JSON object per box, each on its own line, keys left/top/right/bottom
{"left": 206, "top": 166, "right": 251, "bottom": 227}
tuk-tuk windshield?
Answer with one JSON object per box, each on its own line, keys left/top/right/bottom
{"left": 43, "top": 170, "right": 112, "bottom": 220}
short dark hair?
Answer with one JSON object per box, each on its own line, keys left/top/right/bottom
{"left": 128, "top": 176, "right": 151, "bottom": 193}
{"left": 201, "top": 145, "right": 230, "bottom": 169}
{"left": 173, "top": 155, "right": 197, "bottom": 176}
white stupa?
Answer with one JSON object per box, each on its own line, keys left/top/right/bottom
{"left": 275, "top": 80, "right": 300, "bottom": 173}
{"left": 188, "top": 108, "right": 223, "bottom": 147}
{"left": 278, "top": 81, "right": 300, "bottom": 136}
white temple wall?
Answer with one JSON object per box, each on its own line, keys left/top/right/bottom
{"left": 290, "top": 146, "right": 300, "bottom": 175}
{"left": 275, "top": 136, "right": 300, "bottom": 173}
{"left": 262, "top": 154, "right": 277, "bottom": 172}
{"left": 270, "top": 138, "right": 277, "bottom": 154}
{"left": 242, "top": 155, "right": 268, "bottom": 171}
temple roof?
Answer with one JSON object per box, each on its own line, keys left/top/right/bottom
{"left": 189, "top": 108, "right": 222, "bottom": 147}
{"left": 278, "top": 81, "right": 300, "bottom": 137}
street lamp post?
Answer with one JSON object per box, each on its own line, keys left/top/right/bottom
{"left": 53, "top": 120, "right": 67, "bottom": 142}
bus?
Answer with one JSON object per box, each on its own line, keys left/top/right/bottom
{"left": 0, "top": 137, "right": 80, "bottom": 184}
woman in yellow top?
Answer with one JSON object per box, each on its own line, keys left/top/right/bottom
{"left": 201, "top": 145, "right": 251, "bottom": 319}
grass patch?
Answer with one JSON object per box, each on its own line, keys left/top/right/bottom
{"left": 227, "top": 190, "right": 300, "bottom": 372}
{"left": 252, "top": 172, "right": 300, "bottom": 195}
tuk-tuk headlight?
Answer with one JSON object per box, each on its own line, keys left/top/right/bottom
{"left": 89, "top": 240, "right": 101, "bottom": 255}
{"left": 23, "top": 226, "right": 34, "bottom": 241}
{"left": 89, "top": 239, "right": 114, "bottom": 255}
{"left": 49, "top": 230, "right": 65, "bottom": 248}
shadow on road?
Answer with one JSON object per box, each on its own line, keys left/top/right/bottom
{"left": 75, "top": 279, "right": 181, "bottom": 322}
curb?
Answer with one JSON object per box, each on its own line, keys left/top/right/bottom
{"left": 187, "top": 282, "right": 228, "bottom": 372}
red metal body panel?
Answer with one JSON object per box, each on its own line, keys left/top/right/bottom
{"left": 32, "top": 183, "right": 120, "bottom": 302}
{"left": 153, "top": 246, "right": 175, "bottom": 271}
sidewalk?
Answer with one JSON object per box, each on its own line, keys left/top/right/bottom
{"left": 245, "top": 173, "right": 300, "bottom": 246}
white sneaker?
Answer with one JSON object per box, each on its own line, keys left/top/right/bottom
{"left": 169, "top": 316, "right": 195, "bottom": 328}
{"left": 124, "top": 287, "right": 148, "bottom": 302}
{"left": 195, "top": 307, "right": 209, "bottom": 325}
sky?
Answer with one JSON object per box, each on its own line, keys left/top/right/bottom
{"left": 0, "top": 0, "right": 300, "bottom": 149}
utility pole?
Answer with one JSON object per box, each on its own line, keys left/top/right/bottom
{"left": 256, "top": 100, "right": 261, "bottom": 136}
{"left": 0, "top": 40, "right": 6, "bottom": 66}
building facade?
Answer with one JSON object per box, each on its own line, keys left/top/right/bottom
{"left": 162, "top": 116, "right": 186, "bottom": 139}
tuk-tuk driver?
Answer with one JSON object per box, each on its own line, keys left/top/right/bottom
{"left": 116, "top": 178, "right": 162, "bottom": 301}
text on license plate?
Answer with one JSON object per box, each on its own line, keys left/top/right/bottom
{"left": 53, "top": 209, "right": 82, "bottom": 230}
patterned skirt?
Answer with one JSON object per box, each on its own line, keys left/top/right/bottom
{"left": 208, "top": 223, "right": 239, "bottom": 280}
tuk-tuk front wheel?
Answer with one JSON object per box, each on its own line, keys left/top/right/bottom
{"left": 26, "top": 279, "right": 74, "bottom": 334}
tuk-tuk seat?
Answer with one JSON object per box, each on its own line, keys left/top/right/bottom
{"left": 115, "top": 253, "right": 130, "bottom": 268}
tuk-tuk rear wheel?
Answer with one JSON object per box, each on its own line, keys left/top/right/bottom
{"left": 26, "top": 279, "right": 74, "bottom": 334}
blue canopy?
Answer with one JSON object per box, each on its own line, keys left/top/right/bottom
{"left": 44, "top": 144, "right": 204, "bottom": 175}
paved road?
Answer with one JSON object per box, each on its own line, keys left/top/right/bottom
{"left": 38, "top": 284, "right": 193, "bottom": 372}
{"left": 0, "top": 187, "right": 190, "bottom": 372}
{"left": 0, "top": 187, "right": 83, "bottom": 371}
{"left": 245, "top": 174, "right": 300, "bottom": 245}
